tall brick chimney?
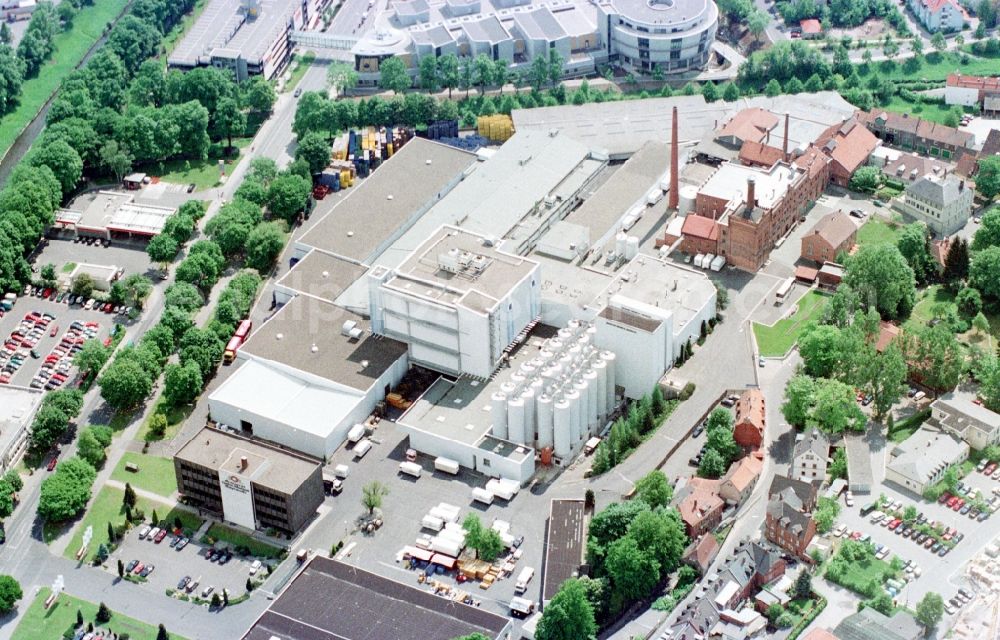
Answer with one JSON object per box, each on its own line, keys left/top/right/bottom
{"left": 669, "top": 105, "right": 679, "bottom": 210}
{"left": 783, "top": 112, "right": 790, "bottom": 162}
{"left": 746, "top": 176, "right": 756, "bottom": 212}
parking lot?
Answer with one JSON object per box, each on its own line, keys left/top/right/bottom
{"left": 0, "top": 295, "right": 113, "bottom": 389}
{"left": 36, "top": 236, "right": 158, "bottom": 283}
{"left": 112, "top": 524, "right": 259, "bottom": 602}
{"left": 829, "top": 468, "right": 1000, "bottom": 616}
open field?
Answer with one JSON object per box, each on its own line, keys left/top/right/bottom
{"left": 110, "top": 453, "right": 178, "bottom": 497}
{"left": 753, "top": 290, "right": 830, "bottom": 357}
{"left": 11, "top": 588, "right": 187, "bottom": 640}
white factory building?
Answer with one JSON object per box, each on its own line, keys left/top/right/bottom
{"left": 368, "top": 226, "right": 541, "bottom": 379}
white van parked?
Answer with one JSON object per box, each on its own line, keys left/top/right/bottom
{"left": 353, "top": 438, "right": 372, "bottom": 459}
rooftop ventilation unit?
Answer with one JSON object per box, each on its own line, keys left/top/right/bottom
{"left": 341, "top": 320, "right": 358, "bottom": 336}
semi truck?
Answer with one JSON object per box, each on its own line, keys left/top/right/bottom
{"left": 223, "top": 319, "right": 253, "bottom": 364}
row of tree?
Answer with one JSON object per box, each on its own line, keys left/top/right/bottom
{"left": 590, "top": 386, "right": 671, "bottom": 474}
{"left": 697, "top": 408, "right": 741, "bottom": 479}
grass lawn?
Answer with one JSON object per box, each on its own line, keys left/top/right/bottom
{"left": 61, "top": 487, "right": 203, "bottom": 562}
{"left": 60, "top": 262, "right": 76, "bottom": 273}
{"left": 284, "top": 51, "right": 317, "bottom": 92}
{"left": 881, "top": 95, "right": 964, "bottom": 126}
{"left": 753, "top": 290, "right": 830, "bottom": 357}
{"left": 905, "top": 285, "right": 955, "bottom": 331}
{"left": 0, "top": 0, "right": 129, "bottom": 158}
{"left": 154, "top": 137, "right": 254, "bottom": 189}
{"left": 138, "top": 398, "right": 193, "bottom": 443}
{"left": 203, "top": 523, "right": 284, "bottom": 559}
{"left": 856, "top": 219, "right": 904, "bottom": 248}
{"left": 826, "top": 553, "right": 893, "bottom": 596}
{"left": 871, "top": 52, "right": 1000, "bottom": 84}
{"left": 888, "top": 408, "right": 931, "bottom": 444}
{"left": 11, "top": 588, "right": 187, "bottom": 640}
{"left": 110, "top": 453, "right": 178, "bottom": 497}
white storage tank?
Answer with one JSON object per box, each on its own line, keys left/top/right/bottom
{"left": 679, "top": 185, "right": 698, "bottom": 217}
{"left": 536, "top": 393, "right": 554, "bottom": 449}
{"left": 553, "top": 397, "right": 571, "bottom": 457}
{"left": 615, "top": 232, "right": 627, "bottom": 258}
{"left": 491, "top": 392, "right": 508, "bottom": 440}
{"left": 507, "top": 396, "right": 526, "bottom": 444}
{"left": 626, "top": 236, "right": 639, "bottom": 260}
{"left": 602, "top": 351, "right": 616, "bottom": 409}
{"left": 593, "top": 359, "right": 608, "bottom": 418}
{"left": 564, "top": 388, "right": 581, "bottom": 443}
{"left": 520, "top": 387, "right": 536, "bottom": 441}
{"left": 574, "top": 378, "right": 590, "bottom": 433}
{"left": 584, "top": 369, "right": 599, "bottom": 426}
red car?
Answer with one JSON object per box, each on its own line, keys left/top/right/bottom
{"left": 850, "top": 531, "right": 863, "bottom": 540}
{"left": 887, "top": 519, "right": 901, "bottom": 530}
{"left": 42, "top": 288, "right": 52, "bottom": 299}
{"left": 154, "top": 529, "right": 168, "bottom": 543}
{"left": 939, "top": 492, "right": 952, "bottom": 504}
{"left": 947, "top": 496, "right": 959, "bottom": 508}
{"left": 952, "top": 499, "right": 965, "bottom": 511}
{"left": 986, "top": 463, "right": 998, "bottom": 476}
{"left": 132, "top": 562, "right": 145, "bottom": 574}
{"left": 49, "top": 324, "right": 58, "bottom": 337}
{"left": 46, "top": 457, "right": 58, "bottom": 472}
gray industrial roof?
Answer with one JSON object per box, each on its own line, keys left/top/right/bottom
{"left": 240, "top": 295, "right": 408, "bottom": 390}
{"left": 382, "top": 226, "right": 538, "bottom": 310}
{"left": 888, "top": 426, "right": 968, "bottom": 485}
{"left": 276, "top": 249, "right": 369, "bottom": 304}
{"left": 410, "top": 24, "right": 455, "bottom": 47}
{"left": 242, "top": 556, "right": 510, "bottom": 640}
{"left": 299, "top": 139, "right": 476, "bottom": 264}
{"left": 463, "top": 15, "right": 511, "bottom": 43}
{"left": 395, "top": 0, "right": 430, "bottom": 16}
{"left": 543, "top": 499, "right": 587, "bottom": 602}
{"left": 168, "top": 0, "right": 297, "bottom": 67}
{"left": 564, "top": 140, "right": 666, "bottom": 239}
{"left": 833, "top": 608, "right": 922, "bottom": 640}
{"left": 611, "top": 0, "right": 715, "bottom": 26}
{"left": 175, "top": 427, "right": 321, "bottom": 495}
{"left": 513, "top": 7, "right": 567, "bottom": 40}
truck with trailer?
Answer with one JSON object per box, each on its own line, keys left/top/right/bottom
{"left": 485, "top": 479, "right": 518, "bottom": 501}
{"left": 223, "top": 319, "right": 253, "bottom": 364}
{"left": 509, "top": 597, "right": 535, "bottom": 618}
{"left": 353, "top": 438, "right": 372, "bottom": 459}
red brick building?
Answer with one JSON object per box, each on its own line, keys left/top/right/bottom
{"left": 816, "top": 118, "right": 881, "bottom": 187}
{"left": 733, "top": 389, "right": 766, "bottom": 450}
{"left": 676, "top": 478, "right": 725, "bottom": 539}
{"left": 765, "top": 497, "right": 817, "bottom": 557}
{"left": 800, "top": 210, "right": 857, "bottom": 264}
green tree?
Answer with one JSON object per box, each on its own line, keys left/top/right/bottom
{"left": 844, "top": 243, "right": 916, "bottom": 320}
{"left": 971, "top": 246, "right": 1000, "bottom": 300}
{"left": 326, "top": 62, "right": 358, "bottom": 95}
{"left": 863, "top": 343, "right": 907, "bottom": 422}
{"left": 814, "top": 497, "right": 841, "bottom": 533}
{"left": 163, "top": 361, "right": 203, "bottom": 408}
{"left": 898, "top": 323, "right": 964, "bottom": 391}
{"left": 701, "top": 81, "right": 718, "bottom": 102}
{"left": 146, "top": 233, "right": 179, "bottom": 270}
{"left": 0, "top": 576, "right": 22, "bottom": 613}
{"left": 722, "top": 82, "right": 740, "bottom": 101}
{"left": 362, "top": 481, "right": 388, "bottom": 514}
{"left": 765, "top": 78, "right": 782, "bottom": 96}
{"left": 76, "top": 427, "right": 108, "bottom": 468}
{"left": 418, "top": 55, "right": 439, "bottom": 92}
{"left": 121, "top": 273, "right": 152, "bottom": 309}
{"left": 38, "top": 457, "right": 96, "bottom": 522}
{"left": 157, "top": 624, "right": 169, "bottom": 640}
{"left": 123, "top": 482, "right": 137, "bottom": 509}
{"left": 897, "top": 222, "right": 937, "bottom": 285}
{"left": 794, "top": 570, "right": 812, "bottom": 599}
{"left": 379, "top": 57, "right": 410, "bottom": 94}
{"left": 698, "top": 448, "right": 726, "bottom": 478}
{"left": 915, "top": 592, "right": 944, "bottom": 631}
{"left": 706, "top": 422, "right": 739, "bottom": 464}
{"left": 30, "top": 139, "right": 82, "bottom": 195}
{"left": 535, "top": 578, "right": 597, "bottom": 640}
{"left": 246, "top": 222, "right": 286, "bottom": 273}
{"left": 438, "top": 54, "right": 460, "bottom": 99}
{"left": 931, "top": 31, "right": 946, "bottom": 53}
{"left": 98, "top": 359, "right": 153, "bottom": 411}
{"left": 73, "top": 339, "right": 111, "bottom": 378}
{"left": 605, "top": 536, "right": 660, "bottom": 602}
{"left": 266, "top": 174, "right": 311, "bottom": 223}
{"left": 849, "top": 166, "right": 882, "bottom": 192}
{"left": 811, "top": 377, "right": 867, "bottom": 433}
{"left": 977, "top": 155, "right": 1000, "bottom": 200}
{"left": 626, "top": 508, "right": 686, "bottom": 573}
{"left": 96, "top": 602, "right": 111, "bottom": 624}
{"left": 634, "top": 470, "right": 673, "bottom": 509}
{"left": 782, "top": 374, "right": 817, "bottom": 426}
{"left": 957, "top": 286, "right": 983, "bottom": 317}
{"left": 214, "top": 97, "right": 246, "bottom": 151}
{"left": 295, "top": 131, "right": 331, "bottom": 174}
{"left": 547, "top": 49, "right": 564, "bottom": 86}
{"left": 974, "top": 311, "right": 991, "bottom": 341}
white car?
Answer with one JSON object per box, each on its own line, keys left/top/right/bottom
{"left": 138, "top": 525, "right": 151, "bottom": 539}
{"left": 249, "top": 560, "right": 262, "bottom": 575}
{"left": 833, "top": 524, "right": 847, "bottom": 537}
{"left": 147, "top": 527, "right": 161, "bottom": 541}
{"left": 845, "top": 491, "right": 855, "bottom": 508}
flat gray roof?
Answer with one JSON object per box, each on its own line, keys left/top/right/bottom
{"left": 463, "top": 15, "right": 511, "bottom": 43}
{"left": 512, "top": 92, "right": 857, "bottom": 157}
{"left": 299, "top": 139, "right": 477, "bottom": 264}
{"left": 240, "top": 295, "right": 408, "bottom": 390}
{"left": 565, "top": 141, "right": 667, "bottom": 238}
{"left": 411, "top": 24, "right": 455, "bottom": 46}
{"left": 169, "top": 0, "right": 296, "bottom": 67}
{"left": 277, "top": 249, "right": 369, "bottom": 303}
{"left": 0, "top": 385, "right": 41, "bottom": 461}
{"left": 175, "top": 427, "right": 321, "bottom": 495}
{"left": 611, "top": 0, "right": 715, "bottom": 25}
{"left": 243, "top": 557, "right": 510, "bottom": 640}
{"left": 381, "top": 226, "right": 538, "bottom": 311}
{"left": 543, "top": 499, "right": 586, "bottom": 602}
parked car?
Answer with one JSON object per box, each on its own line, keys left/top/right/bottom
{"left": 132, "top": 562, "right": 145, "bottom": 575}
{"left": 139, "top": 564, "right": 155, "bottom": 578}
{"left": 249, "top": 560, "right": 262, "bottom": 575}
{"left": 176, "top": 537, "right": 189, "bottom": 550}
{"left": 201, "top": 585, "right": 214, "bottom": 598}
{"left": 138, "top": 525, "right": 151, "bottom": 539}
{"left": 154, "top": 529, "right": 168, "bottom": 543}
{"left": 126, "top": 559, "right": 139, "bottom": 573}
{"left": 177, "top": 576, "right": 190, "bottom": 590}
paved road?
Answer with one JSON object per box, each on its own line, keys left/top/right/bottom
{"left": 259, "top": 63, "right": 330, "bottom": 168}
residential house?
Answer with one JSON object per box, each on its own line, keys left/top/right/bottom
{"left": 945, "top": 73, "right": 1000, "bottom": 108}
{"left": 869, "top": 147, "right": 954, "bottom": 183}
{"left": 833, "top": 607, "right": 923, "bottom": 640}
{"left": 799, "top": 18, "right": 822, "bottom": 38}
{"left": 765, "top": 494, "right": 817, "bottom": 557}
{"left": 733, "top": 388, "right": 766, "bottom": 449}
{"left": 817, "top": 261, "right": 844, "bottom": 289}
{"left": 683, "top": 533, "right": 720, "bottom": 574}
{"left": 669, "top": 540, "right": 786, "bottom": 639}
{"left": 680, "top": 214, "right": 721, "bottom": 257}
{"left": 931, "top": 237, "right": 953, "bottom": 269}
{"left": 892, "top": 174, "right": 973, "bottom": 236}
{"left": 768, "top": 474, "right": 818, "bottom": 512}
{"left": 907, "top": 0, "right": 967, "bottom": 32}
{"left": 753, "top": 575, "right": 792, "bottom": 613}
{"left": 886, "top": 425, "right": 969, "bottom": 494}
{"left": 858, "top": 110, "right": 976, "bottom": 159}
{"left": 676, "top": 477, "right": 726, "bottom": 538}
{"left": 816, "top": 118, "right": 881, "bottom": 187}
{"left": 932, "top": 392, "right": 1000, "bottom": 450}
{"left": 720, "top": 452, "right": 764, "bottom": 504}
{"left": 791, "top": 429, "right": 830, "bottom": 484}
{"left": 876, "top": 321, "right": 901, "bottom": 353}
{"left": 710, "top": 608, "right": 768, "bottom": 639}
{"left": 800, "top": 210, "right": 857, "bottom": 264}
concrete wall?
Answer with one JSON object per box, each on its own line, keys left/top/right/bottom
{"left": 401, "top": 426, "right": 535, "bottom": 482}
{"left": 945, "top": 85, "right": 980, "bottom": 107}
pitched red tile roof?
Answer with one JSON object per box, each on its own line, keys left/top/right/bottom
{"left": 739, "top": 141, "right": 785, "bottom": 167}
{"left": 947, "top": 74, "right": 1000, "bottom": 92}
{"left": 800, "top": 18, "right": 822, "bottom": 33}
{"left": 817, "top": 119, "right": 880, "bottom": 175}
{"left": 735, "top": 388, "right": 766, "bottom": 438}
{"left": 792, "top": 145, "right": 832, "bottom": 179}
{"left": 859, "top": 110, "right": 975, "bottom": 149}
{"left": 724, "top": 453, "right": 764, "bottom": 493}
{"left": 719, "top": 108, "right": 779, "bottom": 145}
{"left": 876, "top": 321, "right": 900, "bottom": 352}
{"left": 795, "top": 265, "right": 818, "bottom": 282}
{"left": 931, "top": 238, "right": 952, "bottom": 268}
{"left": 805, "top": 210, "right": 857, "bottom": 250}
{"left": 682, "top": 214, "right": 720, "bottom": 241}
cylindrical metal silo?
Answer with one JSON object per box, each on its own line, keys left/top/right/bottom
{"left": 501, "top": 381, "right": 517, "bottom": 396}
{"left": 626, "top": 236, "right": 639, "bottom": 260}
{"left": 584, "top": 369, "right": 599, "bottom": 427}
{"left": 491, "top": 392, "right": 508, "bottom": 440}
{"left": 511, "top": 372, "right": 526, "bottom": 387}
{"left": 615, "top": 232, "right": 627, "bottom": 258}
{"left": 507, "top": 396, "right": 526, "bottom": 444}
{"left": 593, "top": 359, "right": 608, "bottom": 418}
{"left": 554, "top": 398, "right": 571, "bottom": 457}
{"left": 537, "top": 393, "right": 554, "bottom": 449}
{"left": 520, "top": 387, "right": 536, "bottom": 442}
{"left": 558, "top": 327, "right": 574, "bottom": 340}
{"left": 565, "top": 388, "right": 581, "bottom": 443}
{"left": 602, "top": 351, "right": 617, "bottom": 409}
{"left": 574, "top": 378, "right": 590, "bottom": 435}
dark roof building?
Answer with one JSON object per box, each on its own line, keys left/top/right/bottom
{"left": 832, "top": 607, "right": 922, "bottom": 640}
{"left": 243, "top": 557, "right": 511, "bottom": 640}
{"left": 767, "top": 474, "right": 818, "bottom": 512}
{"left": 543, "top": 499, "right": 587, "bottom": 603}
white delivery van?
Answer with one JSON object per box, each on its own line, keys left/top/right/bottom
{"left": 421, "top": 514, "right": 445, "bottom": 531}
{"left": 353, "top": 438, "right": 372, "bottom": 459}
{"left": 509, "top": 596, "right": 535, "bottom": 617}
{"left": 399, "top": 461, "right": 422, "bottom": 478}
{"left": 334, "top": 464, "right": 350, "bottom": 479}
{"left": 472, "top": 487, "right": 494, "bottom": 505}
{"left": 347, "top": 423, "right": 366, "bottom": 443}
{"left": 515, "top": 567, "right": 535, "bottom": 594}
{"left": 434, "top": 457, "right": 460, "bottom": 475}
